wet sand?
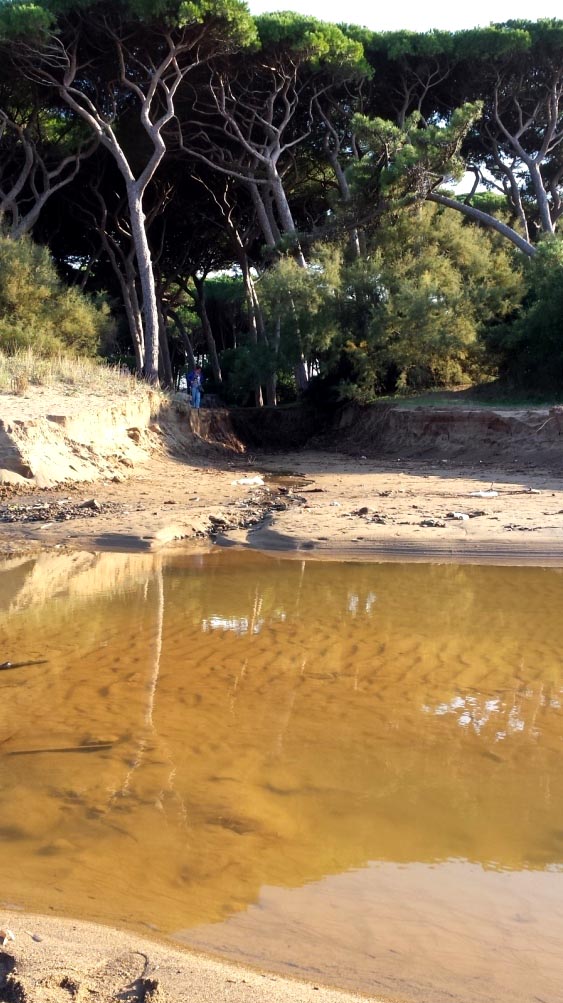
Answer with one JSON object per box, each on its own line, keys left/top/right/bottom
{"left": 0, "top": 912, "right": 378, "bottom": 1003}
{"left": 2, "top": 446, "right": 563, "bottom": 564}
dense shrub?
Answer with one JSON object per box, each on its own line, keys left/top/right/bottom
{"left": 0, "top": 234, "right": 116, "bottom": 357}
{"left": 485, "top": 237, "right": 563, "bottom": 391}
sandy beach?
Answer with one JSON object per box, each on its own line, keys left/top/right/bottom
{"left": 1, "top": 386, "right": 563, "bottom": 562}
{"left": 2, "top": 444, "right": 563, "bottom": 565}
{"left": 0, "top": 911, "right": 379, "bottom": 1003}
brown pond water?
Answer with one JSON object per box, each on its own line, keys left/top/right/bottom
{"left": 1, "top": 550, "right": 563, "bottom": 1003}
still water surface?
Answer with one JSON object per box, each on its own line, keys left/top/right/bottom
{"left": 1, "top": 550, "right": 563, "bottom": 1002}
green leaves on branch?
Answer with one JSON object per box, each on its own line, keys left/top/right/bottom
{"left": 0, "top": 2, "right": 53, "bottom": 40}
{"left": 486, "top": 236, "right": 563, "bottom": 388}
{"left": 255, "top": 12, "right": 368, "bottom": 73}
{"left": 177, "top": 0, "right": 256, "bottom": 44}
{"left": 0, "top": 0, "right": 257, "bottom": 43}
{"left": 0, "top": 234, "right": 115, "bottom": 356}
{"left": 257, "top": 204, "right": 524, "bottom": 400}
{"left": 351, "top": 102, "right": 483, "bottom": 202}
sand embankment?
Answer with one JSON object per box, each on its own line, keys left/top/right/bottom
{"left": 1, "top": 389, "right": 563, "bottom": 561}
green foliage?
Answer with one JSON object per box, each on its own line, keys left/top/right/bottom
{"left": 459, "top": 191, "right": 510, "bottom": 216}
{"left": 177, "top": 0, "right": 256, "bottom": 44}
{"left": 255, "top": 12, "right": 368, "bottom": 74}
{"left": 453, "top": 24, "right": 531, "bottom": 60}
{"left": 1, "top": 6, "right": 557, "bottom": 399}
{"left": 0, "top": 1, "right": 52, "bottom": 38}
{"left": 0, "top": 233, "right": 116, "bottom": 356}
{"left": 485, "top": 237, "right": 563, "bottom": 389}
{"left": 205, "top": 273, "right": 245, "bottom": 307}
{"left": 220, "top": 342, "right": 276, "bottom": 405}
{"left": 351, "top": 103, "right": 483, "bottom": 203}
{"left": 261, "top": 206, "right": 523, "bottom": 401}
{"left": 259, "top": 244, "right": 341, "bottom": 364}
{"left": 359, "top": 204, "right": 522, "bottom": 391}
{"left": 369, "top": 28, "right": 455, "bottom": 60}
{"left": 0, "top": 0, "right": 257, "bottom": 44}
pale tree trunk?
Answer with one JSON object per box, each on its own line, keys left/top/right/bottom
{"left": 77, "top": 248, "right": 100, "bottom": 291}
{"left": 489, "top": 79, "right": 563, "bottom": 243}
{"left": 529, "top": 162, "right": 555, "bottom": 235}
{"left": 327, "top": 150, "right": 362, "bottom": 258}
{"left": 237, "top": 247, "right": 265, "bottom": 406}
{"left": 0, "top": 113, "right": 96, "bottom": 239}
{"left": 168, "top": 308, "right": 196, "bottom": 372}
{"left": 249, "top": 181, "right": 277, "bottom": 248}
{"left": 264, "top": 186, "right": 282, "bottom": 245}
{"left": 267, "top": 171, "right": 309, "bottom": 389}
{"left": 269, "top": 169, "right": 307, "bottom": 270}
{"left": 157, "top": 302, "right": 174, "bottom": 388}
{"left": 129, "top": 192, "right": 161, "bottom": 380}
{"left": 315, "top": 99, "right": 363, "bottom": 258}
{"left": 20, "top": 27, "right": 201, "bottom": 385}
{"left": 103, "top": 253, "right": 144, "bottom": 371}
{"left": 196, "top": 178, "right": 268, "bottom": 405}
{"left": 123, "top": 282, "right": 145, "bottom": 373}
{"left": 265, "top": 315, "right": 280, "bottom": 407}
{"left": 95, "top": 207, "right": 145, "bottom": 373}
{"left": 193, "top": 275, "right": 222, "bottom": 384}
{"left": 427, "top": 192, "right": 537, "bottom": 256}
{"left": 289, "top": 297, "right": 308, "bottom": 392}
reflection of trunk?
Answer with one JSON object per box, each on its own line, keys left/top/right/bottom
{"left": 168, "top": 308, "right": 196, "bottom": 371}
{"left": 145, "top": 560, "right": 164, "bottom": 729}
{"left": 107, "top": 561, "right": 164, "bottom": 805}
{"left": 192, "top": 275, "right": 222, "bottom": 384}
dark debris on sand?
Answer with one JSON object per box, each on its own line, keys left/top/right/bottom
{"left": 0, "top": 498, "right": 122, "bottom": 524}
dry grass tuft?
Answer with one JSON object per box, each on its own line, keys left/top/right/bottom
{"left": 0, "top": 349, "right": 164, "bottom": 402}
{"left": 10, "top": 372, "right": 29, "bottom": 395}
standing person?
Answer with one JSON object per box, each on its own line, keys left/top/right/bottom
{"left": 189, "top": 366, "right": 203, "bottom": 409}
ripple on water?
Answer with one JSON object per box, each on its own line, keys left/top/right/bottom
{"left": 0, "top": 551, "right": 562, "bottom": 1003}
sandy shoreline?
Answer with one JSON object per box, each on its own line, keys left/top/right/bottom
{"left": 2, "top": 449, "right": 563, "bottom": 564}
{"left": 0, "top": 911, "right": 380, "bottom": 1003}
{"left": 1, "top": 386, "right": 563, "bottom": 564}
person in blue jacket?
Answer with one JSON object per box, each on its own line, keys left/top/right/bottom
{"left": 188, "top": 366, "right": 203, "bottom": 408}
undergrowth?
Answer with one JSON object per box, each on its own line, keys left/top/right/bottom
{"left": 0, "top": 349, "right": 159, "bottom": 399}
